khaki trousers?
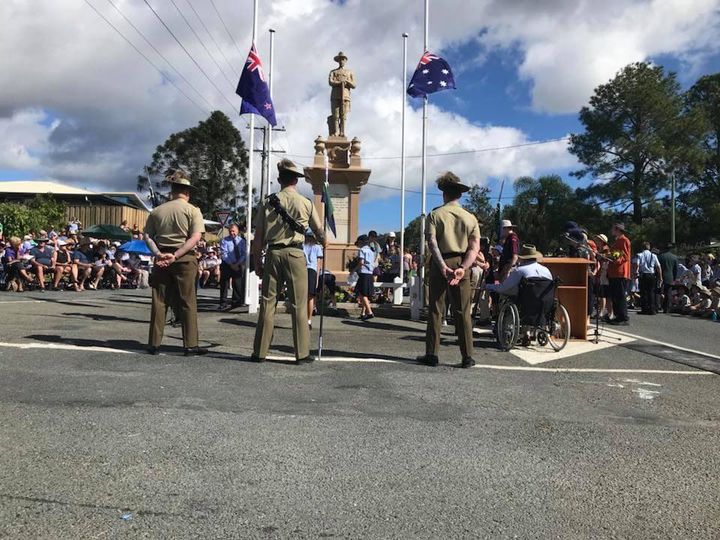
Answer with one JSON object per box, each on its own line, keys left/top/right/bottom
{"left": 149, "top": 254, "right": 199, "bottom": 348}
{"left": 253, "top": 247, "right": 309, "bottom": 360}
{"left": 425, "top": 255, "right": 473, "bottom": 359}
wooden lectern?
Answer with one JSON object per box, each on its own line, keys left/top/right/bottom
{"left": 543, "top": 257, "right": 590, "bottom": 340}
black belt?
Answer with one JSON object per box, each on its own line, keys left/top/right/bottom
{"left": 442, "top": 252, "right": 464, "bottom": 258}
{"left": 268, "top": 243, "right": 303, "bottom": 251}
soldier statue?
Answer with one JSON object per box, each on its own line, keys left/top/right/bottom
{"left": 328, "top": 51, "right": 356, "bottom": 138}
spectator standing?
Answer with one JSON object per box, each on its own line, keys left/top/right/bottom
{"left": 218, "top": 223, "right": 246, "bottom": 310}
{"left": 657, "top": 243, "right": 679, "bottom": 313}
{"left": 607, "top": 223, "right": 631, "bottom": 325}
{"left": 67, "top": 217, "right": 81, "bottom": 235}
{"left": 593, "top": 234, "right": 613, "bottom": 320}
{"left": 498, "top": 219, "right": 519, "bottom": 282}
{"left": 303, "top": 230, "right": 323, "bottom": 329}
{"left": 120, "top": 220, "right": 130, "bottom": 231}
{"left": 637, "top": 241, "right": 662, "bottom": 315}
{"left": 383, "top": 231, "right": 397, "bottom": 256}
{"left": 355, "top": 234, "right": 376, "bottom": 321}
{"left": 368, "top": 230, "right": 381, "bottom": 263}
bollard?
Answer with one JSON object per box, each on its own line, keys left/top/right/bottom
{"left": 247, "top": 273, "right": 260, "bottom": 314}
{"left": 409, "top": 275, "right": 421, "bottom": 321}
{"left": 392, "top": 276, "right": 404, "bottom": 306}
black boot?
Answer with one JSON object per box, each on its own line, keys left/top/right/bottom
{"left": 416, "top": 354, "right": 439, "bottom": 367}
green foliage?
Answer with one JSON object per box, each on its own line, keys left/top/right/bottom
{"left": 569, "top": 62, "right": 703, "bottom": 225}
{"left": 403, "top": 215, "right": 422, "bottom": 253}
{"left": 27, "top": 193, "right": 66, "bottom": 231}
{"left": 0, "top": 203, "right": 34, "bottom": 238}
{"left": 462, "top": 185, "right": 494, "bottom": 229}
{"left": 0, "top": 194, "right": 65, "bottom": 237}
{"left": 147, "top": 111, "right": 249, "bottom": 216}
{"left": 502, "top": 175, "right": 605, "bottom": 253}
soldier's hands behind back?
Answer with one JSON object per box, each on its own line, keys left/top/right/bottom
{"left": 448, "top": 267, "right": 465, "bottom": 286}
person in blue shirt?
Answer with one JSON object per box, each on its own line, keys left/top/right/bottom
{"left": 219, "top": 223, "right": 247, "bottom": 310}
{"left": 355, "top": 234, "right": 376, "bottom": 321}
{"left": 303, "top": 229, "right": 324, "bottom": 329}
{"left": 71, "top": 241, "right": 94, "bottom": 291}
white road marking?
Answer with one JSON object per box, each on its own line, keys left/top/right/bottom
{"left": 633, "top": 388, "right": 661, "bottom": 400}
{"left": 0, "top": 300, "right": 43, "bottom": 304}
{"left": 268, "top": 355, "right": 709, "bottom": 374}
{"left": 606, "top": 328, "right": 720, "bottom": 361}
{"left": 0, "top": 341, "right": 133, "bottom": 354}
{"left": 622, "top": 379, "right": 662, "bottom": 387}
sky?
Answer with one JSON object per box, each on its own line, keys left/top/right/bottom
{"left": 1, "top": 0, "right": 720, "bottom": 235}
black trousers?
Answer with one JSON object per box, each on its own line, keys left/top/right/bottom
{"left": 661, "top": 283, "right": 672, "bottom": 313}
{"left": 220, "top": 262, "right": 245, "bottom": 306}
{"left": 609, "top": 277, "right": 629, "bottom": 322}
{"left": 639, "top": 273, "right": 657, "bottom": 314}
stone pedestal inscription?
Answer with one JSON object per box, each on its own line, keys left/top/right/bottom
{"left": 328, "top": 183, "right": 349, "bottom": 244}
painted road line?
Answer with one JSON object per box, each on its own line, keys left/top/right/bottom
{"left": 604, "top": 328, "right": 720, "bottom": 362}
{"left": 0, "top": 342, "right": 134, "bottom": 354}
{"left": 0, "top": 300, "right": 43, "bottom": 304}
{"left": 267, "top": 355, "right": 709, "bottom": 374}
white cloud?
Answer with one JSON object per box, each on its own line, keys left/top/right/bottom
{"left": 0, "top": 0, "right": 717, "bottom": 204}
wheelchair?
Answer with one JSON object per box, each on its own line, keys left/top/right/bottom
{"left": 495, "top": 277, "right": 571, "bottom": 352}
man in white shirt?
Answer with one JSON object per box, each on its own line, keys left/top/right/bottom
{"left": 486, "top": 244, "right": 552, "bottom": 298}
{"left": 637, "top": 242, "right": 662, "bottom": 315}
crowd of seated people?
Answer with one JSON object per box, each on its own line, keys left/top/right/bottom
{"left": 0, "top": 225, "right": 232, "bottom": 293}
{"left": 665, "top": 253, "right": 720, "bottom": 319}
{"left": 0, "top": 226, "right": 151, "bottom": 292}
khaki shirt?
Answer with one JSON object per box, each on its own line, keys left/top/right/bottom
{"left": 256, "top": 188, "right": 323, "bottom": 247}
{"left": 329, "top": 68, "right": 356, "bottom": 102}
{"left": 427, "top": 201, "right": 480, "bottom": 255}
{"left": 144, "top": 198, "right": 205, "bottom": 251}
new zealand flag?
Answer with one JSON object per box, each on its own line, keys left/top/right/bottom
{"left": 236, "top": 44, "right": 277, "bottom": 126}
{"left": 407, "top": 51, "right": 456, "bottom": 98}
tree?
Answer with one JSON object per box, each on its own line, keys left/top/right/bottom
{"left": 0, "top": 194, "right": 66, "bottom": 237}
{"left": 569, "top": 62, "right": 700, "bottom": 225}
{"left": 503, "top": 175, "right": 604, "bottom": 253}
{"left": 403, "top": 215, "right": 422, "bottom": 253}
{"left": 462, "top": 185, "right": 494, "bottom": 231}
{"left": 681, "top": 73, "right": 720, "bottom": 238}
{"left": 146, "top": 111, "right": 249, "bottom": 216}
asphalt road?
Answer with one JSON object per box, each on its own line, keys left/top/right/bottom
{"left": 0, "top": 289, "right": 718, "bottom": 538}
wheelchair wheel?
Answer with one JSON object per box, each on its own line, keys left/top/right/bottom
{"left": 548, "top": 304, "right": 571, "bottom": 352}
{"left": 496, "top": 301, "right": 520, "bottom": 351}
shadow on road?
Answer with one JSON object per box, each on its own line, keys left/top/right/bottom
{"left": 341, "top": 319, "right": 426, "bottom": 334}
{"left": 62, "top": 312, "right": 147, "bottom": 324}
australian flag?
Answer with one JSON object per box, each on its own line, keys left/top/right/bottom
{"left": 236, "top": 44, "right": 277, "bottom": 126}
{"left": 407, "top": 51, "right": 456, "bottom": 98}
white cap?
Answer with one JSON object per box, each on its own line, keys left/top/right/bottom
{"left": 388, "top": 231, "right": 396, "bottom": 238}
{"left": 501, "top": 219, "right": 513, "bottom": 228}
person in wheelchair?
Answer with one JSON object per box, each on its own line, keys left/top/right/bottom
{"left": 486, "top": 244, "right": 569, "bottom": 350}
{"left": 486, "top": 244, "right": 552, "bottom": 298}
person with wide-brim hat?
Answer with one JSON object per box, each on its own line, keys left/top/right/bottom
{"left": 143, "top": 167, "right": 207, "bottom": 356}
{"left": 486, "top": 244, "right": 553, "bottom": 299}
{"left": 416, "top": 172, "right": 480, "bottom": 369}
{"left": 329, "top": 51, "right": 356, "bottom": 137}
{"left": 498, "top": 218, "right": 520, "bottom": 282}
{"left": 251, "top": 158, "right": 327, "bottom": 364}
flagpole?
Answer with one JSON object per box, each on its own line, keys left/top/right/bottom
{"left": 318, "top": 153, "right": 330, "bottom": 360}
{"left": 418, "top": 0, "right": 429, "bottom": 306}
{"left": 244, "top": 0, "right": 258, "bottom": 309}
{"left": 399, "top": 32, "right": 408, "bottom": 283}
{"left": 266, "top": 28, "right": 275, "bottom": 197}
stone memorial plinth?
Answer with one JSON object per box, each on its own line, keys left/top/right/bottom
{"left": 304, "top": 135, "right": 370, "bottom": 280}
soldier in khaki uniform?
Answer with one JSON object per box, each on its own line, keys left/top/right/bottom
{"left": 251, "top": 159, "right": 326, "bottom": 364}
{"left": 417, "top": 172, "right": 481, "bottom": 368}
{"left": 143, "top": 170, "right": 206, "bottom": 356}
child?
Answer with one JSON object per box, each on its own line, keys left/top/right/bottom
{"left": 355, "top": 234, "right": 375, "bottom": 321}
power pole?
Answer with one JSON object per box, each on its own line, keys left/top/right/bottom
{"left": 254, "top": 124, "right": 286, "bottom": 199}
